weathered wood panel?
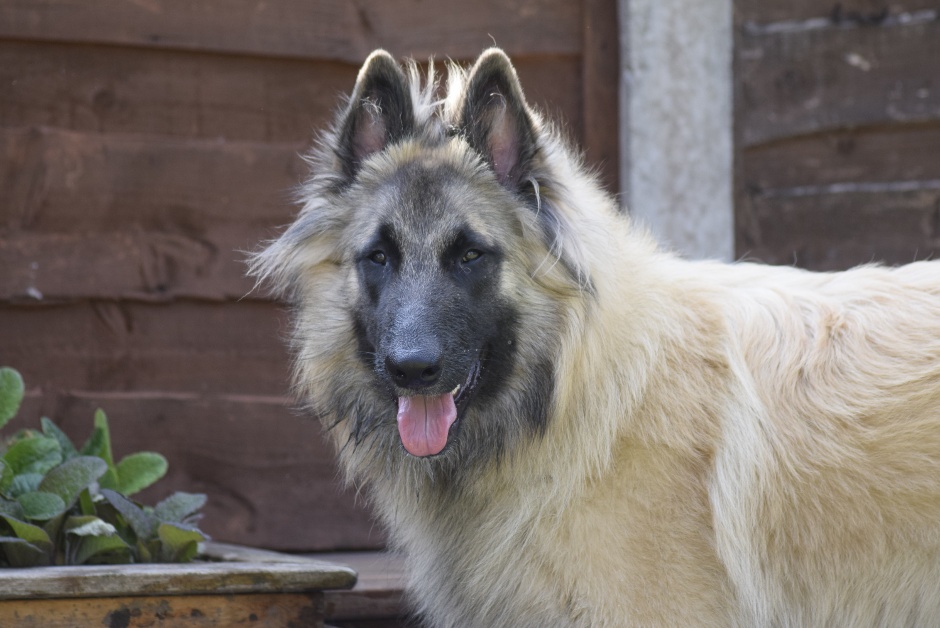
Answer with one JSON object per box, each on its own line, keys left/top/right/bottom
{"left": 734, "top": 0, "right": 939, "bottom": 269}
{"left": 14, "top": 392, "right": 383, "bottom": 551}
{"left": 738, "top": 188, "right": 940, "bottom": 269}
{"left": 743, "top": 125, "right": 940, "bottom": 191}
{"left": 0, "top": 127, "right": 302, "bottom": 301}
{"left": 0, "top": 41, "right": 352, "bottom": 143}
{"left": 738, "top": 18, "right": 940, "bottom": 147}
{"left": 582, "top": 0, "right": 621, "bottom": 194}
{"left": 0, "top": 0, "right": 581, "bottom": 62}
{"left": 0, "top": 302, "right": 290, "bottom": 394}
{"left": 0, "top": 550, "right": 355, "bottom": 599}
{"left": 0, "top": 593, "right": 327, "bottom": 627}
{"left": 514, "top": 57, "right": 584, "bottom": 147}
{"left": 0, "top": 128, "right": 301, "bottom": 231}
{"left": 320, "top": 552, "right": 406, "bottom": 623}
{"left": 736, "top": 0, "right": 937, "bottom": 25}
{"left": 0, "top": 231, "right": 259, "bottom": 303}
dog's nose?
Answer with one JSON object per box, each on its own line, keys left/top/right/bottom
{"left": 385, "top": 349, "right": 442, "bottom": 389}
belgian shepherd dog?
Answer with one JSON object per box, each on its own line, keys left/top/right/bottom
{"left": 252, "top": 49, "right": 940, "bottom": 626}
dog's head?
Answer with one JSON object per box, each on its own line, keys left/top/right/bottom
{"left": 253, "top": 49, "right": 593, "bottom": 473}
{"left": 342, "top": 50, "right": 550, "bottom": 459}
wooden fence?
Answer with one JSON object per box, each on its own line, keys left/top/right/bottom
{"left": 735, "top": 0, "right": 940, "bottom": 269}
{"left": 0, "top": 0, "right": 618, "bottom": 551}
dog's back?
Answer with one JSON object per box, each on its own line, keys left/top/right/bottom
{"left": 711, "top": 260, "right": 940, "bottom": 625}
{"left": 441, "top": 257, "right": 940, "bottom": 627}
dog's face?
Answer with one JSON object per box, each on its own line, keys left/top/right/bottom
{"left": 348, "top": 157, "right": 523, "bottom": 457}
{"left": 255, "top": 49, "right": 582, "bottom": 471}
{"left": 336, "top": 51, "right": 548, "bottom": 459}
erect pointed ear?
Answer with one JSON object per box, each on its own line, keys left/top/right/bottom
{"left": 335, "top": 50, "right": 415, "bottom": 180}
{"left": 460, "top": 48, "right": 538, "bottom": 189}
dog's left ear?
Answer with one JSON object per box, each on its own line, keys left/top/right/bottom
{"left": 460, "top": 49, "right": 538, "bottom": 190}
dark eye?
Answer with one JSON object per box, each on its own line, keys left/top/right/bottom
{"left": 461, "top": 249, "right": 483, "bottom": 264}
{"left": 369, "top": 250, "right": 387, "bottom": 265}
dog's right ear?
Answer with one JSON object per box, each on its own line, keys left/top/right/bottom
{"left": 459, "top": 48, "right": 538, "bottom": 190}
{"left": 335, "top": 50, "right": 415, "bottom": 181}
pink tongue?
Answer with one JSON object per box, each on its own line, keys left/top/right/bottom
{"left": 396, "top": 394, "right": 457, "bottom": 457}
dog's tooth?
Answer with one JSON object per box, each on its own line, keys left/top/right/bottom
{"left": 451, "top": 385, "right": 461, "bottom": 396}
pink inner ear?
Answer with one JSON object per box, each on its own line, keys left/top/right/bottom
{"left": 352, "top": 103, "right": 387, "bottom": 163}
{"left": 486, "top": 101, "right": 520, "bottom": 186}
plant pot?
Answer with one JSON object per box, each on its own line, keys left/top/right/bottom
{"left": 0, "top": 542, "right": 357, "bottom": 627}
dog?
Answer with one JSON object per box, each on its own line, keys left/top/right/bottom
{"left": 251, "top": 48, "right": 940, "bottom": 626}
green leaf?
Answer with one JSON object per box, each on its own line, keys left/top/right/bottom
{"left": 78, "top": 487, "right": 95, "bottom": 516}
{"left": 17, "top": 491, "right": 66, "bottom": 521}
{"left": 2, "top": 436, "right": 61, "bottom": 475}
{"left": 1, "top": 514, "right": 53, "bottom": 550}
{"left": 78, "top": 420, "right": 104, "bottom": 457}
{"left": 0, "top": 536, "right": 50, "bottom": 567}
{"left": 73, "top": 534, "right": 133, "bottom": 565}
{"left": 41, "top": 417, "right": 79, "bottom": 460}
{"left": 116, "top": 452, "right": 168, "bottom": 497}
{"left": 157, "top": 522, "right": 205, "bottom": 563}
{"left": 80, "top": 410, "right": 119, "bottom": 490}
{"left": 154, "top": 492, "right": 207, "bottom": 523}
{"left": 136, "top": 538, "right": 160, "bottom": 563}
{"left": 42, "top": 511, "right": 66, "bottom": 563}
{"left": 0, "top": 367, "right": 25, "bottom": 429}
{"left": 7, "top": 473, "right": 43, "bottom": 498}
{"left": 0, "top": 497, "right": 24, "bottom": 520}
{"left": 68, "top": 532, "right": 130, "bottom": 565}
{"left": 0, "top": 460, "right": 13, "bottom": 494}
{"left": 39, "top": 456, "right": 108, "bottom": 507}
{"left": 101, "top": 489, "right": 159, "bottom": 540}
{"left": 64, "top": 515, "right": 130, "bottom": 565}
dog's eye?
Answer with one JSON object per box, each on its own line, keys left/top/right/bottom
{"left": 369, "top": 250, "right": 387, "bottom": 265}
{"left": 461, "top": 249, "right": 483, "bottom": 264}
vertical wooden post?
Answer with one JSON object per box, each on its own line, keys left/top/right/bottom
{"left": 583, "top": 0, "right": 622, "bottom": 196}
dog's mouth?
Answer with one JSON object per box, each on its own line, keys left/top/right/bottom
{"left": 395, "top": 358, "right": 482, "bottom": 458}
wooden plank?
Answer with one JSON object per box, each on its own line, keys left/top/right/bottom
{"left": 324, "top": 590, "right": 406, "bottom": 624}
{"left": 738, "top": 188, "right": 940, "bottom": 270}
{"left": 0, "top": 128, "right": 304, "bottom": 239}
{"left": 743, "top": 124, "right": 940, "bottom": 190}
{"left": 319, "top": 552, "right": 406, "bottom": 622}
{"left": 0, "top": 127, "right": 303, "bottom": 301}
{"left": 0, "top": 0, "right": 580, "bottom": 63}
{"left": 735, "top": 0, "right": 937, "bottom": 25}
{"left": 204, "top": 541, "right": 343, "bottom": 564}
{"left": 0, "top": 301, "right": 290, "bottom": 395}
{"left": 737, "top": 19, "right": 940, "bottom": 146}
{"left": 0, "top": 593, "right": 327, "bottom": 627}
{"left": 0, "top": 230, "right": 276, "bottom": 303}
{"left": 582, "top": 0, "right": 621, "bottom": 194}
{"left": 0, "top": 41, "right": 354, "bottom": 143}
{"left": 13, "top": 392, "right": 384, "bottom": 552}
{"left": 0, "top": 561, "right": 354, "bottom": 600}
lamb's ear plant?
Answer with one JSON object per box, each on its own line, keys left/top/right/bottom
{"left": 0, "top": 367, "right": 208, "bottom": 567}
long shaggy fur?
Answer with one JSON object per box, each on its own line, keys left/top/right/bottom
{"left": 252, "top": 49, "right": 940, "bottom": 627}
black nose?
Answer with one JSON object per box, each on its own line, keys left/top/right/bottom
{"left": 385, "top": 349, "right": 442, "bottom": 389}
